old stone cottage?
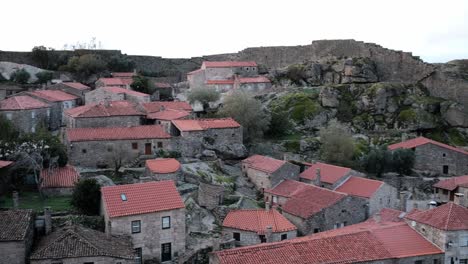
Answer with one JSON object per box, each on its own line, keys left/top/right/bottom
{"left": 64, "top": 100, "right": 144, "bottom": 128}
{"left": 101, "top": 181, "right": 186, "bottom": 263}
{"left": 142, "top": 101, "right": 193, "bottom": 114}
{"left": 85, "top": 86, "right": 150, "bottom": 104}
{"left": 388, "top": 136, "right": 468, "bottom": 176}
{"left": 265, "top": 179, "right": 367, "bottom": 235}
{"left": 48, "top": 82, "right": 91, "bottom": 104}
{"left": 144, "top": 158, "right": 181, "bottom": 182}
{"left": 29, "top": 225, "right": 135, "bottom": 264}
{"left": 153, "top": 82, "right": 173, "bottom": 100}
{"left": 433, "top": 175, "right": 468, "bottom": 207}
{"left": 241, "top": 155, "right": 300, "bottom": 191}
{"left": 222, "top": 208, "right": 297, "bottom": 247}
{"left": 0, "top": 209, "right": 34, "bottom": 264}
{"left": 65, "top": 125, "right": 171, "bottom": 168}
{"left": 39, "top": 165, "right": 80, "bottom": 196}
{"left": 146, "top": 109, "right": 191, "bottom": 133}
{"left": 299, "top": 162, "right": 361, "bottom": 189}
{"left": 95, "top": 77, "right": 132, "bottom": 89}
{"left": 0, "top": 95, "right": 50, "bottom": 133}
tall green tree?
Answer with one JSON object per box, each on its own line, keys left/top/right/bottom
{"left": 187, "top": 86, "right": 221, "bottom": 110}
{"left": 35, "top": 71, "right": 54, "bottom": 84}
{"left": 10, "top": 69, "right": 31, "bottom": 84}
{"left": 319, "top": 120, "right": 355, "bottom": 167}
{"left": 71, "top": 179, "right": 101, "bottom": 215}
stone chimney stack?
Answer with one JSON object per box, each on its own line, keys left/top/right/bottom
{"left": 401, "top": 133, "right": 408, "bottom": 142}
{"left": 373, "top": 212, "right": 381, "bottom": 223}
{"left": 454, "top": 193, "right": 464, "bottom": 206}
{"left": 44, "top": 207, "right": 52, "bottom": 235}
{"left": 265, "top": 226, "right": 273, "bottom": 243}
{"left": 265, "top": 202, "right": 271, "bottom": 211}
{"left": 314, "top": 168, "right": 321, "bottom": 186}
{"left": 399, "top": 191, "right": 408, "bottom": 212}
{"left": 106, "top": 221, "right": 112, "bottom": 239}
{"left": 12, "top": 191, "right": 19, "bottom": 209}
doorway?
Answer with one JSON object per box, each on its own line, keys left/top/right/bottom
{"left": 145, "top": 143, "right": 152, "bottom": 155}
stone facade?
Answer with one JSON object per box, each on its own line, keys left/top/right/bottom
{"left": 0, "top": 211, "right": 34, "bottom": 264}
{"left": 0, "top": 107, "right": 50, "bottom": 133}
{"left": 238, "top": 82, "right": 271, "bottom": 93}
{"left": 222, "top": 227, "right": 296, "bottom": 247}
{"left": 48, "top": 83, "right": 91, "bottom": 104}
{"left": 143, "top": 169, "right": 181, "bottom": 182}
{"left": 435, "top": 186, "right": 468, "bottom": 207}
{"left": 198, "top": 182, "right": 224, "bottom": 210}
{"left": 65, "top": 114, "right": 142, "bottom": 128}
{"left": 367, "top": 183, "right": 399, "bottom": 216}
{"left": 242, "top": 162, "right": 300, "bottom": 191}
{"left": 85, "top": 88, "right": 150, "bottom": 105}
{"left": 282, "top": 195, "right": 368, "bottom": 235}
{"left": 413, "top": 144, "right": 468, "bottom": 176}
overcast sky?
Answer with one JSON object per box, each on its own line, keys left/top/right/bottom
{"left": 1, "top": 0, "right": 467, "bottom": 63}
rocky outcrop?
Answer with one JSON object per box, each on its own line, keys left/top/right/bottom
{"left": 0, "top": 61, "right": 46, "bottom": 82}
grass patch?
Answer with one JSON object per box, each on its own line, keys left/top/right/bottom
{"left": 0, "top": 191, "right": 72, "bottom": 213}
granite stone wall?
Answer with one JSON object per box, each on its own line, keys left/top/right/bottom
{"left": 0, "top": 107, "right": 49, "bottom": 133}
{"left": 414, "top": 144, "right": 468, "bottom": 176}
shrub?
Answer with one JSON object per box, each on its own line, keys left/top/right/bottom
{"left": 35, "top": 71, "right": 54, "bottom": 84}
{"left": 107, "top": 55, "right": 135, "bottom": 72}
{"left": 187, "top": 87, "right": 220, "bottom": 110}
{"left": 10, "top": 69, "right": 30, "bottom": 84}
{"left": 63, "top": 54, "right": 106, "bottom": 80}
{"left": 71, "top": 179, "right": 101, "bottom": 215}
{"left": 319, "top": 120, "right": 355, "bottom": 167}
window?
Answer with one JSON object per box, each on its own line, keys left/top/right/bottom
{"left": 461, "top": 236, "right": 468, "bottom": 247}
{"left": 259, "top": 235, "right": 266, "bottom": 243}
{"left": 132, "top": 142, "right": 138, "bottom": 150}
{"left": 162, "top": 216, "right": 171, "bottom": 229}
{"left": 131, "top": 220, "right": 141, "bottom": 234}
{"left": 233, "top": 232, "right": 240, "bottom": 241}
{"left": 84, "top": 262, "right": 94, "bottom": 264}
{"left": 161, "top": 243, "right": 172, "bottom": 262}
{"left": 135, "top": 248, "right": 142, "bottom": 264}
{"left": 281, "top": 234, "right": 287, "bottom": 241}
{"left": 272, "top": 196, "right": 278, "bottom": 204}
{"left": 442, "top": 153, "right": 446, "bottom": 157}
{"left": 443, "top": 165, "right": 449, "bottom": 174}
{"left": 31, "top": 111, "right": 35, "bottom": 119}
{"left": 433, "top": 259, "right": 440, "bottom": 264}
{"left": 443, "top": 189, "right": 449, "bottom": 195}
{"left": 313, "top": 228, "right": 320, "bottom": 233}
{"left": 107, "top": 146, "right": 113, "bottom": 152}
{"left": 46, "top": 109, "right": 50, "bottom": 117}
{"left": 82, "top": 149, "right": 87, "bottom": 154}
{"left": 157, "top": 142, "right": 163, "bottom": 148}
{"left": 5, "top": 113, "right": 12, "bottom": 120}
{"left": 460, "top": 259, "right": 468, "bottom": 264}
{"left": 414, "top": 260, "right": 423, "bottom": 264}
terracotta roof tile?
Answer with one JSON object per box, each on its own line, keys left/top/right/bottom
{"left": 147, "top": 109, "right": 190, "bottom": 120}
{"left": 66, "top": 125, "right": 170, "bottom": 142}
{"left": 433, "top": 175, "right": 468, "bottom": 191}
{"left": 172, "top": 119, "right": 203, "bottom": 131}
{"left": 223, "top": 209, "right": 296, "bottom": 234}
{"left": 143, "top": 101, "right": 193, "bottom": 113}
{"left": 335, "top": 176, "right": 384, "bottom": 198}
{"left": 101, "top": 181, "right": 184, "bottom": 218}
{"left": 28, "top": 90, "right": 78, "bottom": 102}
{"left": 0, "top": 209, "right": 33, "bottom": 241}
{"left": 65, "top": 101, "right": 143, "bottom": 118}
{"left": 0, "top": 95, "right": 50, "bottom": 110}
{"left": 264, "top": 179, "right": 306, "bottom": 198}
{"left": 202, "top": 61, "right": 257, "bottom": 68}
{"left": 206, "top": 80, "right": 235, "bottom": 85}
{"left": 0, "top": 160, "right": 14, "bottom": 169}
{"left": 145, "top": 158, "right": 181, "bottom": 174}
{"left": 239, "top": 76, "right": 271, "bottom": 83}
{"left": 172, "top": 118, "right": 240, "bottom": 132}
{"left": 300, "top": 162, "right": 351, "bottom": 185}
{"left": 62, "top": 82, "right": 91, "bottom": 91}
{"left": 242, "top": 155, "right": 286, "bottom": 174}
{"left": 40, "top": 165, "right": 80, "bottom": 188}
{"left": 406, "top": 202, "right": 468, "bottom": 230}
{"left": 102, "top": 86, "right": 149, "bottom": 97}
{"left": 388, "top": 136, "right": 468, "bottom": 155}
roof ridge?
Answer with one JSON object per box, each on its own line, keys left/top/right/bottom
{"left": 444, "top": 203, "right": 453, "bottom": 230}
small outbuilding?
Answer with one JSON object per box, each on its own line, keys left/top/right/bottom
{"left": 144, "top": 158, "right": 181, "bottom": 182}
{"left": 39, "top": 165, "right": 80, "bottom": 196}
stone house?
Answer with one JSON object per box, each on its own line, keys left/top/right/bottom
{"left": 143, "top": 158, "right": 181, "bottom": 182}
{"left": 0, "top": 95, "right": 50, "bottom": 133}
{"left": 146, "top": 109, "right": 191, "bottom": 133}
{"left": 236, "top": 76, "right": 272, "bottom": 93}
{"left": 0, "top": 160, "right": 14, "bottom": 196}
{"left": 26, "top": 90, "right": 79, "bottom": 131}
{"left": 85, "top": 86, "right": 150, "bottom": 104}
{"left": 433, "top": 175, "right": 468, "bottom": 206}
{"left": 48, "top": 82, "right": 91, "bottom": 104}
{"left": 210, "top": 213, "right": 444, "bottom": 264}
{"left": 264, "top": 179, "right": 367, "bottom": 235}
{"left": 406, "top": 202, "right": 468, "bottom": 264}
{"left": 95, "top": 77, "right": 132, "bottom": 89}
{"left": 153, "top": 82, "right": 173, "bottom": 100}
{"left": 241, "top": 155, "right": 300, "bottom": 191}
{"left": 198, "top": 182, "right": 224, "bottom": 210}
{"left": 101, "top": 181, "right": 186, "bottom": 263}
{"left": 222, "top": 208, "right": 297, "bottom": 247}
{"left": 65, "top": 125, "right": 171, "bottom": 168}
{"left": 142, "top": 101, "right": 193, "bottom": 114}
{"left": 39, "top": 165, "right": 80, "bottom": 196}
{"left": 335, "top": 176, "right": 398, "bottom": 216}
{"left": 388, "top": 136, "right": 468, "bottom": 176}
{"left": 299, "top": 162, "right": 362, "bottom": 189}
{"left": 64, "top": 100, "right": 144, "bottom": 128}
{"left": 29, "top": 225, "right": 135, "bottom": 264}
{"left": 0, "top": 83, "right": 23, "bottom": 100}
{"left": 0, "top": 209, "right": 35, "bottom": 264}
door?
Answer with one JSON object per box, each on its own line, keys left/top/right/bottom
{"left": 161, "top": 243, "right": 172, "bottom": 262}
{"left": 145, "top": 143, "right": 152, "bottom": 155}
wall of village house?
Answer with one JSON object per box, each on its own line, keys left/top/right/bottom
{"left": 126, "top": 93, "right": 150, "bottom": 103}
{"left": 1, "top": 241, "right": 28, "bottom": 264}
{"left": 0, "top": 107, "right": 49, "bottom": 133}
{"left": 105, "top": 209, "right": 186, "bottom": 263}
{"left": 30, "top": 256, "right": 134, "bottom": 264}
{"left": 205, "top": 83, "right": 234, "bottom": 93}
{"left": 187, "top": 71, "right": 206, "bottom": 89}
{"left": 397, "top": 254, "right": 445, "bottom": 264}
{"left": 414, "top": 144, "right": 468, "bottom": 176}
{"left": 270, "top": 163, "right": 300, "bottom": 189}
{"left": 244, "top": 168, "right": 271, "bottom": 190}
{"left": 264, "top": 192, "right": 289, "bottom": 207}
{"left": 222, "top": 227, "right": 296, "bottom": 247}
{"left": 244, "top": 163, "right": 300, "bottom": 191}
{"left": 239, "top": 82, "right": 271, "bottom": 93}
{"left": 143, "top": 168, "right": 180, "bottom": 182}
{"left": 65, "top": 115, "right": 142, "bottom": 128}
{"left": 85, "top": 89, "right": 125, "bottom": 104}
{"left": 67, "top": 138, "right": 170, "bottom": 168}
{"left": 50, "top": 83, "right": 89, "bottom": 104}
{"left": 435, "top": 186, "right": 468, "bottom": 207}
{"left": 204, "top": 68, "right": 235, "bottom": 80}
{"left": 368, "top": 183, "right": 399, "bottom": 216}
{"left": 282, "top": 195, "right": 368, "bottom": 235}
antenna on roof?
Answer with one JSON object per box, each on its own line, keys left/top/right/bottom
{"left": 120, "top": 193, "right": 127, "bottom": 201}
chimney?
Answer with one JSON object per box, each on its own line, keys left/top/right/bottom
{"left": 401, "top": 133, "right": 408, "bottom": 142}
{"left": 12, "top": 191, "right": 19, "bottom": 209}
{"left": 106, "top": 221, "right": 112, "bottom": 239}
{"left": 265, "top": 226, "right": 273, "bottom": 243}
{"left": 399, "top": 191, "right": 407, "bottom": 212}
{"left": 454, "top": 193, "right": 464, "bottom": 206}
{"left": 373, "top": 212, "right": 381, "bottom": 223}
{"left": 44, "top": 207, "right": 52, "bottom": 235}
{"left": 428, "top": 201, "right": 437, "bottom": 209}
{"left": 314, "top": 168, "right": 321, "bottom": 186}
{"left": 265, "top": 202, "right": 271, "bottom": 211}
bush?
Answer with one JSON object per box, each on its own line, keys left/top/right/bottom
{"left": 107, "top": 55, "right": 135, "bottom": 72}
{"left": 35, "top": 71, "right": 53, "bottom": 84}
{"left": 187, "top": 87, "right": 220, "bottom": 110}
{"left": 319, "top": 120, "right": 355, "bottom": 167}
{"left": 71, "top": 179, "right": 101, "bottom": 215}
{"left": 10, "top": 69, "right": 31, "bottom": 84}
{"left": 265, "top": 110, "right": 291, "bottom": 137}
{"left": 391, "top": 149, "right": 415, "bottom": 175}
{"left": 20, "top": 128, "right": 68, "bottom": 167}
{"left": 63, "top": 54, "right": 106, "bottom": 80}
{"left": 130, "top": 75, "right": 154, "bottom": 94}
{"left": 361, "top": 146, "right": 415, "bottom": 176}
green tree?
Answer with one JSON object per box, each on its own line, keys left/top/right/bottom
{"left": 20, "top": 127, "right": 68, "bottom": 167}
{"left": 265, "top": 109, "right": 291, "bottom": 138}
{"left": 63, "top": 54, "right": 106, "bottom": 80}
{"left": 187, "top": 86, "right": 221, "bottom": 110}
{"left": 390, "top": 148, "right": 415, "bottom": 175}
{"left": 31, "top": 46, "right": 50, "bottom": 69}
{"left": 0, "top": 115, "right": 19, "bottom": 142}
{"left": 361, "top": 146, "right": 391, "bottom": 177}
{"left": 130, "top": 75, "right": 153, "bottom": 94}
{"left": 107, "top": 55, "right": 135, "bottom": 72}
{"left": 35, "top": 71, "right": 53, "bottom": 84}
{"left": 319, "top": 120, "right": 355, "bottom": 166}
{"left": 218, "top": 90, "right": 270, "bottom": 142}
{"left": 10, "top": 69, "right": 31, "bottom": 84}
{"left": 71, "top": 178, "right": 101, "bottom": 215}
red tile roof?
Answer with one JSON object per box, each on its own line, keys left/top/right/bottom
{"left": 62, "top": 82, "right": 90, "bottom": 91}
{"left": 66, "top": 125, "right": 170, "bottom": 142}
{"left": 143, "top": 101, "right": 193, "bottom": 113}
{"left": 242, "top": 155, "right": 286, "bottom": 174}
{"left": 264, "top": 179, "right": 306, "bottom": 198}
{"left": 154, "top": 82, "right": 171, "bottom": 88}
{"left": 145, "top": 158, "right": 181, "bottom": 174}
{"left": 371, "top": 208, "right": 406, "bottom": 223}
{"left": 282, "top": 184, "right": 347, "bottom": 219}
{"left": 239, "top": 76, "right": 271, "bottom": 83}
{"left": 406, "top": 202, "right": 468, "bottom": 231}
{"left": 28, "top": 90, "right": 78, "bottom": 102}
{"left": 111, "top": 72, "right": 136, "bottom": 78}
{"left": 40, "top": 165, "right": 79, "bottom": 188}
{"left": 206, "top": 80, "right": 235, "bottom": 85}
{"left": 97, "top": 78, "right": 126, "bottom": 86}
{"left": 102, "top": 87, "right": 149, "bottom": 97}
{"left": 213, "top": 221, "right": 442, "bottom": 264}
{"left": 0, "top": 96, "right": 50, "bottom": 110}
{"left": 300, "top": 162, "right": 351, "bottom": 185}
{"left": 202, "top": 61, "right": 257, "bottom": 68}
{"left": 223, "top": 209, "right": 297, "bottom": 234}
{"left": 433, "top": 175, "right": 468, "bottom": 191}
{"left": 187, "top": 69, "right": 204, "bottom": 75}
{"left": 65, "top": 101, "right": 143, "bottom": 118}
{"left": 335, "top": 176, "right": 384, "bottom": 198}
{"left": 101, "top": 181, "right": 184, "bottom": 218}
{"left": 388, "top": 136, "right": 468, "bottom": 155}
{"left": 0, "top": 160, "right": 13, "bottom": 169}
{"left": 172, "top": 118, "right": 240, "bottom": 132}
{"left": 146, "top": 109, "right": 190, "bottom": 121}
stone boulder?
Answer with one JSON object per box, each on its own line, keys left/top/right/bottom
{"left": 0, "top": 61, "right": 46, "bottom": 83}
{"left": 209, "top": 143, "right": 248, "bottom": 160}
{"left": 441, "top": 101, "right": 468, "bottom": 127}
{"left": 319, "top": 86, "right": 340, "bottom": 107}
